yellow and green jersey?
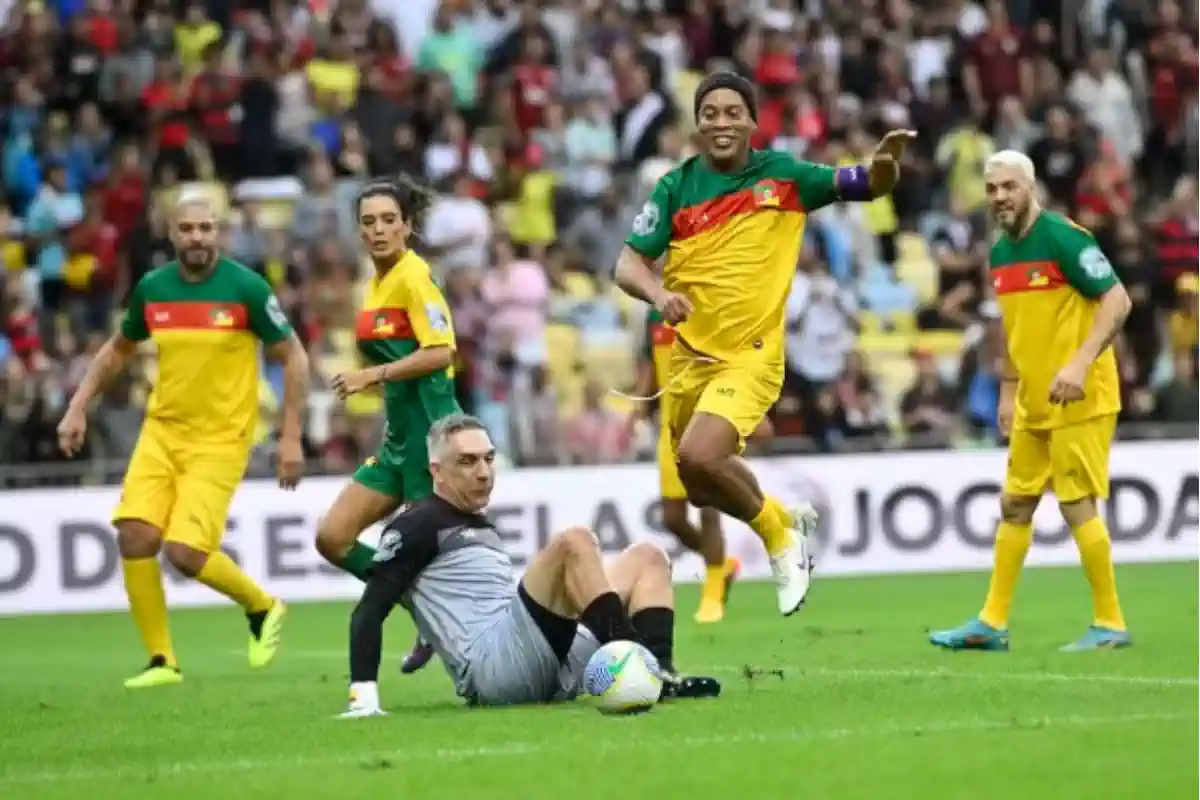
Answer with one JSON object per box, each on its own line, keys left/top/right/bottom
{"left": 121, "top": 257, "right": 292, "bottom": 444}
{"left": 991, "top": 211, "right": 1121, "bottom": 430}
{"left": 625, "top": 149, "right": 840, "bottom": 366}
{"left": 355, "top": 250, "right": 460, "bottom": 446}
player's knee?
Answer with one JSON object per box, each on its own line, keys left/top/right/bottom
{"left": 315, "top": 515, "right": 353, "bottom": 560}
{"left": 1058, "top": 497, "right": 1097, "bottom": 529}
{"left": 551, "top": 526, "right": 600, "bottom": 561}
{"left": 163, "top": 541, "right": 207, "bottom": 578}
{"left": 115, "top": 520, "right": 163, "bottom": 559}
{"left": 999, "top": 494, "right": 1038, "bottom": 525}
{"left": 623, "top": 541, "right": 671, "bottom": 577}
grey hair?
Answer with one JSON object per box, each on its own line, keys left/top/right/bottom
{"left": 427, "top": 413, "right": 489, "bottom": 464}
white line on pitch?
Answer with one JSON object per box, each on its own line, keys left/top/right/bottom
{"left": 1, "top": 711, "right": 1192, "bottom": 785}
{"left": 234, "top": 650, "right": 1199, "bottom": 688}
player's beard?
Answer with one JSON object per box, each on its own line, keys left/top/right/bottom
{"left": 181, "top": 246, "right": 215, "bottom": 273}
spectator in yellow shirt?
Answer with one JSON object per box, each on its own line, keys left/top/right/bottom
{"left": 1168, "top": 273, "right": 1198, "bottom": 358}
{"left": 307, "top": 35, "right": 361, "bottom": 112}
{"left": 174, "top": 2, "right": 222, "bottom": 76}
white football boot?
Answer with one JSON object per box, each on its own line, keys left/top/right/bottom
{"left": 769, "top": 502, "right": 818, "bottom": 616}
{"left": 338, "top": 681, "right": 388, "bottom": 719}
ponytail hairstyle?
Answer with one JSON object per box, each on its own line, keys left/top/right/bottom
{"left": 354, "top": 173, "right": 437, "bottom": 233}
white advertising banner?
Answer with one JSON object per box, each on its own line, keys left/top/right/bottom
{"left": 0, "top": 441, "right": 1195, "bottom": 615}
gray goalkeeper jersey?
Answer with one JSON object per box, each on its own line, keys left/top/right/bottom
{"left": 371, "top": 497, "right": 515, "bottom": 694}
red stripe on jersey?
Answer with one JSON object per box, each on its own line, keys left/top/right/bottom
{"left": 145, "top": 302, "right": 248, "bottom": 331}
{"left": 671, "top": 179, "right": 802, "bottom": 241}
{"left": 992, "top": 261, "right": 1067, "bottom": 295}
{"left": 650, "top": 322, "right": 676, "bottom": 347}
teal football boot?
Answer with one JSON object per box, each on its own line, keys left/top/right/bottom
{"left": 1060, "top": 626, "right": 1132, "bottom": 652}
{"left": 929, "top": 618, "right": 1010, "bottom": 651}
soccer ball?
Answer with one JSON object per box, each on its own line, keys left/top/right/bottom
{"left": 583, "top": 640, "right": 663, "bottom": 715}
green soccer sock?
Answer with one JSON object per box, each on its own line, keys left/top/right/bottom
{"left": 339, "top": 541, "right": 378, "bottom": 582}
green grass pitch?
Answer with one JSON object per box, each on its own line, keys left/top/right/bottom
{"left": 1, "top": 562, "right": 1196, "bottom": 799}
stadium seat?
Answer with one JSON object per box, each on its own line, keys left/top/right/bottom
{"left": 896, "top": 257, "right": 939, "bottom": 304}
{"left": 896, "top": 232, "right": 928, "bottom": 262}
{"left": 857, "top": 331, "right": 916, "bottom": 356}
{"left": 581, "top": 341, "right": 635, "bottom": 390}
{"left": 858, "top": 310, "right": 883, "bottom": 334}
{"left": 916, "top": 331, "right": 966, "bottom": 357}
{"left": 562, "top": 271, "right": 597, "bottom": 300}
{"left": 889, "top": 310, "right": 917, "bottom": 332}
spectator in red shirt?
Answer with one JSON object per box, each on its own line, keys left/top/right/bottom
{"left": 141, "top": 57, "right": 193, "bottom": 178}
{"left": 962, "top": 0, "right": 1032, "bottom": 115}
{"left": 101, "top": 142, "right": 146, "bottom": 245}
{"left": 191, "top": 43, "right": 242, "bottom": 179}
{"left": 511, "top": 34, "right": 557, "bottom": 135}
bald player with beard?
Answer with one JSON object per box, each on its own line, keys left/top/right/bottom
{"left": 58, "top": 194, "right": 310, "bottom": 688}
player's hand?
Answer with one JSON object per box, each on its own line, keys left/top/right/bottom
{"left": 653, "top": 291, "right": 693, "bottom": 325}
{"left": 331, "top": 368, "right": 379, "bottom": 399}
{"left": 997, "top": 386, "right": 1015, "bottom": 437}
{"left": 1049, "top": 360, "right": 1087, "bottom": 406}
{"left": 868, "top": 129, "right": 917, "bottom": 191}
{"left": 56, "top": 407, "right": 88, "bottom": 457}
{"left": 276, "top": 434, "right": 304, "bottom": 490}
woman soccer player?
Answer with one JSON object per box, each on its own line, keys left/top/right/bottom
{"left": 315, "top": 177, "right": 462, "bottom": 593}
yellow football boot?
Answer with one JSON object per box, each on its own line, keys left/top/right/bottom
{"left": 249, "top": 600, "right": 287, "bottom": 669}
{"left": 124, "top": 656, "right": 183, "bottom": 689}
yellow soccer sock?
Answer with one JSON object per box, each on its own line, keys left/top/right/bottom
{"left": 1072, "top": 516, "right": 1126, "bottom": 630}
{"left": 978, "top": 522, "right": 1033, "bottom": 629}
{"left": 197, "top": 552, "right": 273, "bottom": 614}
{"left": 121, "top": 558, "right": 176, "bottom": 666}
{"left": 701, "top": 564, "right": 726, "bottom": 601}
{"left": 750, "top": 495, "right": 791, "bottom": 558}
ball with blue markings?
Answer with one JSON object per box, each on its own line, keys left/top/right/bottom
{"left": 583, "top": 640, "right": 663, "bottom": 715}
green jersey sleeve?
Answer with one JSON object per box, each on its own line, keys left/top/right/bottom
{"left": 119, "top": 279, "right": 149, "bottom": 342}
{"left": 244, "top": 272, "right": 293, "bottom": 345}
{"left": 1055, "top": 221, "right": 1119, "bottom": 299}
{"left": 784, "top": 156, "right": 840, "bottom": 212}
{"left": 625, "top": 176, "right": 674, "bottom": 260}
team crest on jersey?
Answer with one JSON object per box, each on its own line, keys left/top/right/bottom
{"left": 373, "top": 314, "right": 395, "bottom": 337}
{"left": 632, "top": 202, "right": 659, "bottom": 236}
{"left": 754, "top": 180, "right": 781, "bottom": 208}
{"left": 1027, "top": 267, "right": 1050, "bottom": 288}
{"left": 210, "top": 307, "right": 236, "bottom": 327}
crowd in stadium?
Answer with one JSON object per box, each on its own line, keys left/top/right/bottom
{"left": 0, "top": 0, "right": 1195, "bottom": 483}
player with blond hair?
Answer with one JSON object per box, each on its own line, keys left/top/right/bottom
{"left": 58, "top": 194, "right": 309, "bottom": 687}
{"left": 930, "top": 150, "right": 1133, "bottom": 652}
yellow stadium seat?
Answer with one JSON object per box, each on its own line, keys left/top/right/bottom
{"left": 858, "top": 311, "right": 883, "bottom": 334}
{"left": 857, "top": 331, "right": 915, "bottom": 356}
{"left": 562, "top": 271, "right": 597, "bottom": 300}
{"left": 897, "top": 257, "right": 939, "bottom": 304}
{"left": 545, "top": 323, "right": 580, "bottom": 358}
{"left": 889, "top": 311, "right": 917, "bottom": 333}
{"left": 896, "top": 232, "right": 929, "bottom": 262}
{"left": 557, "top": 369, "right": 585, "bottom": 416}
{"left": 255, "top": 199, "right": 296, "bottom": 230}
{"left": 916, "top": 331, "right": 966, "bottom": 357}
{"left": 582, "top": 342, "right": 635, "bottom": 390}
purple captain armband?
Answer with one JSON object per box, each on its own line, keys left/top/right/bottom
{"left": 835, "top": 165, "right": 873, "bottom": 201}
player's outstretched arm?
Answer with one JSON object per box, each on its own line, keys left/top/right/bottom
{"left": 57, "top": 332, "right": 138, "bottom": 456}
{"left": 615, "top": 246, "right": 692, "bottom": 324}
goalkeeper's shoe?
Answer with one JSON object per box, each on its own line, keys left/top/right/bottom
{"left": 124, "top": 655, "right": 183, "bottom": 689}
{"left": 248, "top": 600, "right": 287, "bottom": 668}
{"left": 1060, "top": 625, "right": 1132, "bottom": 652}
{"left": 339, "top": 682, "right": 388, "bottom": 719}
{"left": 660, "top": 672, "right": 721, "bottom": 701}
{"left": 770, "top": 503, "right": 817, "bottom": 616}
{"left": 929, "top": 617, "right": 1010, "bottom": 651}
{"left": 400, "top": 636, "right": 435, "bottom": 674}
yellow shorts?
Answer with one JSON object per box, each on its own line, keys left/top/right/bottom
{"left": 665, "top": 349, "right": 782, "bottom": 453}
{"left": 656, "top": 394, "right": 686, "bottom": 500}
{"left": 112, "top": 421, "right": 250, "bottom": 552}
{"left": 1004, "top": 414, "right": 1117, "bottom": 502}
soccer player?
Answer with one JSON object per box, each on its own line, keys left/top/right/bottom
{"left": 57, "top": 195, "right": 309, "bottom": 688}
{"left": 631, "top": 308, "right": 775, "bottom": 623}
{"left": 614, "top": 71, "right": 914, "bottom": 615}
{"left": 341, "top": 413, "right": 720, "bottom": 717}
{"left": 314, "top": 177, "right": 461, "bottom": 582}
{"left": 930, "top": 151, "right": 1133, "bottom": 652}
